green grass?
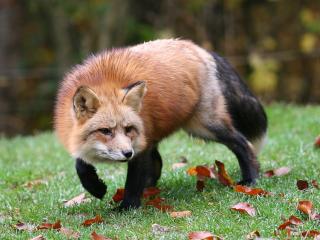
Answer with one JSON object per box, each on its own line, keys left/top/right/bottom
{"left": 0, "top": 104, "right": 319, "bottom": 239}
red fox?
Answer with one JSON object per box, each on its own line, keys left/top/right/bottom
{"left": 54, "top": 39, "right": 267, "bottom": 210}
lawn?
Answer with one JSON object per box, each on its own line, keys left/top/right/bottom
{"left": 0, "top": 104, "right": 319, "bottom": 239}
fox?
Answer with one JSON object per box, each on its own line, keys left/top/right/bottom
{"left": 54, "top": 39, "right": 267, "bottom": 210}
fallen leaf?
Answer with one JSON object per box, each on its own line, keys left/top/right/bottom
{"left": 215, "top": 160, "right": 234, "bottom": 186}
{"left": 30, "top": 235, "right": 46, "bottom": 240}
{"left": 60, "top": 227, "right": 80, "bottom": 239}
{"left": 314, "top": 136, "right": 320, "bottom": 148}
{"left": 278, "top": 215, "right": 303, "bottom": 230}
{"left": 81, "top": 215, "right": 103, "bottom": 227}
{"left": 188, "top": 231, "right": 221, "bottom": 240}
{"left": 22, "top": 179, "right": 48, "bottom": 188}
{"left": 196, "top": 180, "right": 205, "bottom": 192}
{"left": 187, "top": 166, "right": 214, "bottom": 178}
{"left": 170, "top": 210, "right": 192, "bottom": 218}
{"left": 112, "top": 188, "right": 125, "bottom": 203}
{"left": 234, "top": 185, "right": 270, "bottom": 196}
{"left": 145, "top": 197, "right": 165, "bottom": 206}
{"left": 296, "top": 180, "right": 309, "bottom": 190}
{"left": 246, "top": 230, "right": 260, "bottom": 240}
{"left": 91, "top": 231, "right": 112, "bottom": 240}
{"left": 297, "top": 200, "right": 313, "bottom": 215}
{"left": 143, "top": 187, "right": 161, "bottom": 198}
{"left": 64, "top": 193, "right": 90, "bottom": 207}
{"left": 311, "top": 212, "right": 320, "bottom": 220}
{"left": 37, "top": 220, "right": 61, "bottom": 230}
{"left": 152, "top": 223, "right": 172, "bottom": 235}
{"left": 187, "top": 167, "right": 198, "bottom": 176}
{"left": 13, "top": 221, "right": 35, "bottom": 232}
{"left": 301, "top": 230, "right": 320, "bottom": 237}
{"left": 311, "top": 180, "right": 319, "bottom": 189}
{"left": 231, "top": 202, "right": 256, "bottom": 217}
{"left": 263, "top": 167, "right": 291, "bottom": 177}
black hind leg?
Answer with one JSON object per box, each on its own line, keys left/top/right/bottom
{"left": 207, "top": 125, "right": 259, "bottom": 184}
{"left": 75, "top": 158, "right": 107, "bottom": 199}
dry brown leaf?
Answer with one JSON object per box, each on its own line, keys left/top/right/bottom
{"left": 30, "top": 235, "right": 46, "bottom": 240}
{"left": 22, "top": 179, "right": 48, "bottom": 188}
{"left": 311, "top": 180, "right": 319, "bottom": 189}
{"left": 245, "top": 230, "right": 260, "bottom": 240}
{"left": 234, "top": 185, "right": 271, "bottom": 196}
{"left": 81, "top": 215, "right": 103, "bottom": 227}
{"left": 13, "top": 221, "right": 35, "bottom": 232}
{"left": 172, "top": 162, "right": 188, "bottom": 170}
{"left": 188, "top": 231, "right": 222, "bottom": 240}
{"left": 314, "top": 136, "right": 320, "bottom": 148}
{"left": 37, "top": 220, "right": 61, "bottom": 230}
{"left": 263, "top": 167, "right": 291, "bottom": 177}
{"left": 296, "top": 180, "right": 309, "bottom": 190}
{"left": 91, "top": 231, "right": 112, "bottom": 240}
{"left": 215, "top": 160, "right": 234, "bottom": 186}
{"left": 301, "top": 230, "right": 320, "bottom": 238}
{"left": 297, "top": 200, "right": 313, "bottom": 215}
{"left": 60, "top": 227, "right": 80, "bottom": 239}
{"left": 278, "top": 215, "right": 303, "bottom": 230}
{"left": 143, "top": 187, "right": 161, "bottom": 198}
{"left": 64, "top": 193, "right": 91, "bottom": 207}
{"left": 112, "top": 188, "right": 125, "bottom": 203}
{"left": 196, "top": 180, "right": 205, "bottom": 192}
{"left": 231, "top": 202, "right": 256, "bottom": 217}
{"left": 170, "top": 210, "right": 192, "bottom": 218}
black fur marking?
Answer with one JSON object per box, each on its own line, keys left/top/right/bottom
{"left": 207, "top": 124, "right": 259, "bottom": 184}
{"left": 75, "top": 158, "right": 107, "bottom": 199}
{"left": 211, "top": 52, "right": 267, "bottom": 141}
{"left": 119, "top": 146, "right": 163, "bottom": 210}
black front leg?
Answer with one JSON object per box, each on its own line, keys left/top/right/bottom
{"left": 119, "top": 148, "right": 153, "bottom": 210}
{"left": 75, "top": 158, "right": 107, "bottom": 199}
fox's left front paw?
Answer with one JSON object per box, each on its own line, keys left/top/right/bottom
{"left": 118, "top": 198, "right": 141, "bottom": 211}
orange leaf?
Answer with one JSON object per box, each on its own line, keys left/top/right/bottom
{"left": 314, "top": 136, "right": 320, "bottom": 148}
{"left": 215, "top": 160, "right": 234, "bottom": 186}
{"left": 170, "top": 210, "right": 192, "bottom": 218}
{"left": 37, "top": 220, "right": 61, "bottom": 230}
{"left": 145, "top": 197, "right": 165, "bottom": 206}
{"left": 143, "top": 187, "right": 161, "bottom": 198}
{"left": 81, "top": 215, "right": 103, "bottom": 227}
{"left": 112, "top": 188, "right": 125, "bottom": 202}
{"left": 187, "top": 167, "right": 198, "bottom": 176}
{"left": 234, "top": 185, "right": 270, "bottom": 196}
{"left": 297, "top": 200, "right": 313, "bottom": 215}
{"left": 301, "top": 230, "right": 320, "bottom": 237}
{"left": 296, "top": 180, "right": 309, "bottom": 190}
{"left": 231, "top": 202, "right": 256, "bottom": 217}
{"left": 91, "top": 231, "right": 112, "bottom": 240}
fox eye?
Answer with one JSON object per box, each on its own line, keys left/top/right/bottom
{"left": 125, "top": 126, "right": 135, "bottom": 134}
{"left": 98, "top": 128, "right": 112, "bottom": 136}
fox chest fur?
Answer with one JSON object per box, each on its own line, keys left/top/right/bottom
{"left": 54, "top": 39, "right": 267, "bottom": 210}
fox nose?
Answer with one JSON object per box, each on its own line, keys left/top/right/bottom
{"left": 122, "top": 150, "right": 133, "bottom": 159}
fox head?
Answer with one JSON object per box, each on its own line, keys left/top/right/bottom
{"left": 70, "top": 81, "right": 147, "bottom": 164}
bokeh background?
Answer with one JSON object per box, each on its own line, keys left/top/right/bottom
{"left": 1, "top": 0, "right": 320, "bottom": 136}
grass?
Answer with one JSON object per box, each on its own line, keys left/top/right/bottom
{"left": 0, "top": 104, "right": 319, "bottom": 239}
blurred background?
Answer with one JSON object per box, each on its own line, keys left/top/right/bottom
{"left": 0, "top": 0, "right": 319, "bottom": 136}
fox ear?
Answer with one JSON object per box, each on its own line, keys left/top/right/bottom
{"left": 73, "top": 86, "right": 100, "bottom": 121}
{"left": 122, "top": 81, "right": 146, "bottom": 112}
